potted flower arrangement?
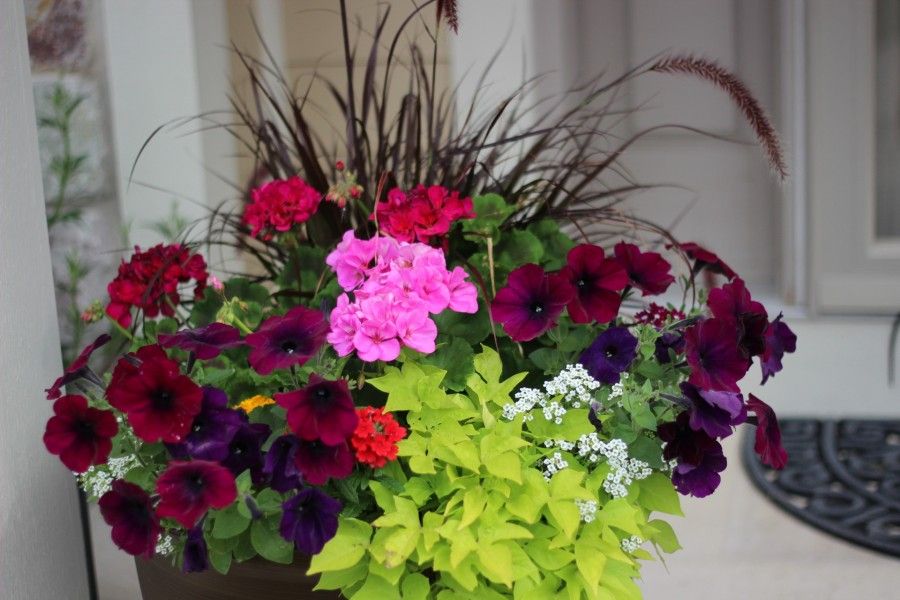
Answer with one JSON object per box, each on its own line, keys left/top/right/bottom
{"left": 40, "top": 2, "right": 796, "bottom": 599}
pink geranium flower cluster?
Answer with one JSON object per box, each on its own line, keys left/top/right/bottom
{"left": 371, "top": 184, "right": 474, "bottom": 245}
{"left": 325, "top": 231, "right": 478, "bottom": 362}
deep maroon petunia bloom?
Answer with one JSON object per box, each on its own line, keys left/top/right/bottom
{"left": 675, "top": 241, "right": 738, "bottom": 280}
{"left": 293, "top": 439, "right": 354, "bottom": 485}
{"left": 263, "top": 435, "right": 304, "bottom": 492}
{"left": 43, "top": 394, "right": 118, "bottom": 473}
{"left": 680, "top": 382, "right": 746, "bottom": 439}
{"left": 155, "top": 460, "right": 237, "bottom": 528}
{"left": 279, "top": 488, "right": 342, "bottom": 554}
{"left": 221, "top": 417, "right": 271, "bottom": 484}
{"left": 579, "top": 327, "right": 639, "bottom": 384}
{"left": 684, "top": 318, "right": 749, "bottom": 392}
{"left": 490, "top": 263, "right": 574, "bottom": 342}
{"left": 275, "top": 375, "right": 358, "bottom": 446}
{"left": 658, "top": 411, "right": 719, "bottom": 466}
{"left": 246, "top": 306, "right": 328, "bottom": 375}
{"left": 98, "top": 480, "right": 161, "bottom": 558}
{"left": 654, "top": 331, "right": 685, "bottom": 364}
{"left": 708, "top": 278, "right": 768, "bottom": 357}
{"left": 46, "top": 333, "right": 111, "bottom": 399}
{"left": 166, "top": 387, "right": 243, "bottom": 461}
{"left": 561, "top": 244, "right": 628, "bottom": 324}
{"left": 182, "top": 524, "right": 209, "bottom": 573}
{"left": 107, "top": 346, "right": 203, "bottom": 443}
{"left": 671, "top": 446, "right": 727, "bottom": 498}
{"left": 747, "top": 394, "right": 788, "bottom": 469}
{"left": 760, "top": 314, "right": 797, "bottom": 385}
{"left": 613, "top": 242, "right": 674, "bottom": 296}
{"left": 158, "top": 323, "right": 243, "bottom": 360}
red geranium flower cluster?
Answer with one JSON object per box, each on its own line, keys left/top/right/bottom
{"left": 633, "top": 302, "right": 686, "bottom": 328}
{"left": 372, "top": 184, "right": 474, "bottom": 244}
{"left": 244, "top": 176, "right": 322, "bottom": 240}
{"left": 351, "top": 407, "right": 407, "bottom": 468}
{"left": 106, "top": 244, "right": 208, "bottom": 328}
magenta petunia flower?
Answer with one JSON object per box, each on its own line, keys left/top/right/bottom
{"left": 684, "top": 318, "right": 749, "bottom": 392}
{"left": 675, "top": 241, "right": 738, "bottom": 280}
{"left": 680, "top": 382, "right": 746, "bottom": 439}
{"left": 43, "top": 394, "right": 118, "bottom": 473}
{"left": 98, "top": 480, "right": 161, "bottom": 558}
{"left": 45, "top": 333, "right": 111, "bottom": 399}
{"left": 613, "top": 242, "right": 674, "bottom": 296}
{"left": 760, "top": 314, "right": 797, "bottom": 384}
{"left": 747, "top": 394, "right": 788, "bottom": 469}
{"left": 490, "top": 263, "right": 574, "bottom": 342}
{"left": 280, "top": 488, "right": 342, "bottom": 554}
{"left": 579, "top": 327, "right": 639, "bottom": 384}
{"left": 293, "top": 439, "right": 354, "bottom": 485}
{"left": 107, "top": 347, "right": 203, "bottom": 443}
{"left": 245, "top": 306, "right": 328, "bottom": 375}
{"left": 158, "top": 323, "right": 243, "bottom": 360}
{"left": 275, "top": 375, "right": 358, "bottom": 446}
{"left": 562, "top": 244, "right": 628, "bottom": 324}
{"left": 155, "top": 460, "right": 237, "bottom": 528}
{"left": 708, "top": 278, "right": 768, "bottom": 357}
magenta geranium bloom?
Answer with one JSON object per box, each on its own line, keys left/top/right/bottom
{"left": 490, "top": 263, "right": 574, "bottom": 342}
{"left": 46, "top": 333, "right": 111, "bottom": 399}
{"left": 158, "top": 323, "right": 243, "bottom": 360}
{"left": 276, "top": 375, "right": 358, "bottom": 446}
{"left": 107, "top": 347, "right": 203, "bottom": 443}
{"left": 708, "top": 278, "right": 768, "bottom": 357}
{"left": 684, "top": 318, "right": 749, "bottom": 392}
{"left": 246, "top": 306, "right": 328, "bottom": 375}
{"left": 580, "top": 327, "right": 639, "bottom": 384}
{"left": 155, "top": 460, "right": 238, "bottom": 528}
{"left": 280, "top": 488, "right": 342, "bottom": 554}
{"left": 98, "top": 480, "right": 161, "bottom": 558}
{"left": 293, "top": 439, "right": 354, "bottom": 485}
{"left": 613, "top": 242, "right": 674, "bottom": 296}
{"left": 680, "top": 382, "right": 746, "bottom": 439}
{"left": 747, "top": 394, "right": 788, "bottom": 469}
{"left": 263, "top": 435, "right": 303, "bottom": 492}
{"left": 760, "top": 314, "right": 797, "bottom": 384}
{"left": 676, "top": 241, "right": 738, "bottom": 280}
{"left": 43, "top": 394, "right": 118, "bottom": 473}
{"left": 562, "top": 244, "right": 628, "bottom": 324}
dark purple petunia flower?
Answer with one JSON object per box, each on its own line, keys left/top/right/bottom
{"left": 46, "top": 333, "right": 111, "bottom": 399}
{"left": 158, "top": 323, "right": 243, "bottom": 360}
{"left": 263, "top": 435, "right": 304, "bottom": 492}
{"left": 613, "top": 242, "right": 674, "bottom": 296}
{"left": 579, "top": 326, "right": 639, "bottom": 384}
{"left": 490, "top": 263, "right": 574, "bottom": 342}
{"left": 671, "top": 445, "right": 727, "bottom": 498}
{"left": 155, "top": 460, "right": 237, "bottom": 528}
{"left": 279, "top": 488, "right": 342, "bottom": 554}
{"left": 760, "top": 314, "right": 797, "bottom": 385}
{"left": 654, "top": 331, "right": 685, "bottom": 364}
{"left": 275, "top": 375, "right": 358, "bottom": 446}
{"left": 293, "top": 439, "right": 354, "bottom": 485}
{"left": 561, "top": 244, "right": 628, "bottom": 324}
{"left": 684, "top": 318, "right": 749, "bottom": 392}
{"left": 680, "top": 382, "right": 746, "bottom": 439}
{"left": 166, "top": 387, "right": 243, "bottom": 461}
{"left": 674, "top": 241, "right": 738, "bottom": 280}
{"left": 98, "top": 480, "right": 161, "bottom": 558}
{"left": 221, "top": 417, "right": 271, "bottom": 484}
{"left": 658, "top": 411, "right": 719, "bottom": 467}
{"left": 747, "top": 394, "right": 788, "bottom": 469}
{"left": 708, "top": 278, "right": 768, "bottom": 357}
{"left": 182, "top": 524, "right": 209, "bottom": 573}
{"left": 246, "top": 306, "right": 328, "bottom": 375}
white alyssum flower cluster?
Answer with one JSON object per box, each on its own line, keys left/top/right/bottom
{"left": 575, "top": 435, "right": 652, "bottom": 498}
{"left": 502, "top": 364, "right": 601, "bottom": 423}
{"left": 540, "top": 452, "right": 569, "bottom": 479}
{"left": 77, "top": 454, "right": 139, "bottom": 498}
{"left": 575, "top": 499, "right": 598, "bottom": 523}
{"left": 155, "top": 535, "right": 174, "bottom": 557}
{"left": 620, "top": 535, "right": 644, "bottom": 553}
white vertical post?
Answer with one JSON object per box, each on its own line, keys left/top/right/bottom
{"left": 0, "top": 3, "right": 91, "bottom": 599}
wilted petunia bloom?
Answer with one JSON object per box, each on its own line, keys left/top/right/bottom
{"left": 158, "top": 323, "right": 243, "bottom": 360}
{"left": 490, "top": 263, "right": 574, "bottom": 342}
{"left": 98, "top": 480, "right": 161, "bottom": 558}
{"left": 279, "top": 488, "right": 342, "bottom": 554}
{"left": 579, "top": 327, "right": 639, "bottom": 385}
{"left": 747, "top": 394, "right": 788, "bottom": 469}
{"left": 263, "top": 435, "right": 304, "bottom": 493}
{"left": 155, "top": 460, "right": 237, "bottom": 528}
{"left": 182, "top": 524, "right": 209, "bottom": 573}
{"left": 245, "top": 306, "right": 328, "bottom": 375}
{"left": 707, "top": 278, "right": 768, "bottom": 357}
{"left": 561, "top": 244, "right": 628, "bottom": 324}
{"left": 613, "top": 242, "right": 674, "bottom": 296}
{"left": 683, "top": 318, "right": 749, "bottom": 392}
{"left": 43, "top": 394, "right": 118, "bottom": 473}
{"left": 221, "top": 417, "right": 271, "bottom": 484}
{"left": 276, "top": 375, "right": 358, "bottom": 446}
{"left": 658, "top": 412, "right": 727, "bottom": 497}
{"left": 760, "top": 314, "right": 797, "bottom": 385}
{"left": 293, "top": 439, "right": 354, "bottom": 485}
{"left": 675, "top": 241, "right": 738, "bottom": 280}
{"left": 680, "top": 382, "right": 746, "bottom": 439}
{"left": 45, "top": 333, "right": 111, "bottom": 399}
{"left": 654, "top": 331, "right": 685, "bottom": 364}
{"left": 166, "top": 387, "right": 243, "bottom": 461}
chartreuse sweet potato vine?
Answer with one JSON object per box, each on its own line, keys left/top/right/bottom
{"left": 309, "top": 347, "right": 682, "bottom": 600}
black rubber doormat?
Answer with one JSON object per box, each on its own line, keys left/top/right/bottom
{"left": 743, "top": 419, "right": 900, "bottom": 557}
